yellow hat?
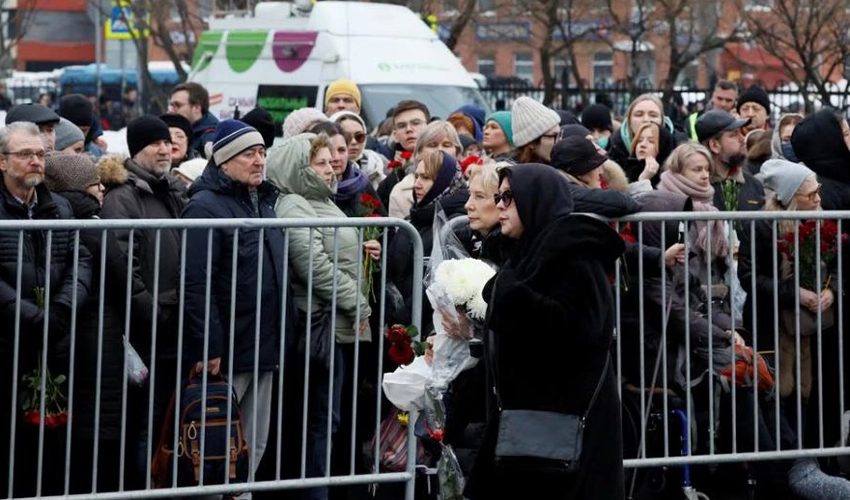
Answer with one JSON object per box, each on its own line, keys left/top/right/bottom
{"left": 324, "top": 79, "right": 361, "bottom": 109}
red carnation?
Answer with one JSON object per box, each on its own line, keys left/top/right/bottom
{"left": 389, "top": 343, "right": 415, "bottom": 366}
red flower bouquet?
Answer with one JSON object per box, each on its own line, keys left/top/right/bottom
{"left": 357, "top": 193, "right": 384, "bottom": 299}
{"left": 777, "top": 219, "right": 846, "bottom": 290}
{"left": 385, "top": 324, "right": 426, "bottom": 366}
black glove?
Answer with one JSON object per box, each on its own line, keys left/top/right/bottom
{"left": 46, "top": 303, "right": 73, "bottom": 342}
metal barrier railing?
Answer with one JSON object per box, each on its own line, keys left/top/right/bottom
{"left": 5, "top": 209, "right": 850, "bottom": 498}
{"left": 0, "top": 217, "right": 423, "bottom": 500}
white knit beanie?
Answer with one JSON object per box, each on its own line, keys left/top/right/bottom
{"left": 283, "top": 108, "right": 329, "bottom": 139}
{"left": 511, "top": 96, "right": 561, "bottom": 147}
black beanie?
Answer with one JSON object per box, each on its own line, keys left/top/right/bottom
{"left": 242, "top": 107, "right": 275, "bottom": 148}
{"left": 736, "top": 86, "right": 770, "bottom": 114}
{"left": 127, "top": 115, "right": 172, "bottom": 158}
{"left": 58, "top": 94, "right": 94, "bottom": 128}
{"left": 160, "top": 113, "right": 193, "bottom": 141}
{"left": 581, "top": 104, "right": 613, "bottom": 132}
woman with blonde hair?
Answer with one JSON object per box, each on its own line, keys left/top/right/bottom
{"left": 607, "top": 93, "right": 683, "bottom": 177}
{"left": 460, "top": 160, "right": 505, "bottom": 263}
{"left": 387, "top": 120, "right": 462, "bottom": 219}
{"left": 624, "top": 121, "right": 662, "bottom": 185}
{"left": 658, "top": 142, "right": 730, "bottom": 260}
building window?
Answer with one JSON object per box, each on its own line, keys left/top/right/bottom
{"left": 592, "top": 52, "right": 613, "bottom": 88}
{"left": 478, "top": 0, "right": 497, "bottom": 12}
{"left": 744, "top": 0, "right": 773, "bottom": 9}
{"left": 514, "top": 52, "right": 533, "bottom": 84}
{"left": 477, "top": 56, "right": 495, "bottom": 78}
{"left": 552, "top": 58, "right": 573, "bottom": 87}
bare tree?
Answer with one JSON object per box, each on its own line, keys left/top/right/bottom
{"left": 501, "top": 0, "right": 604, "bottom": 106}
{"left": 443, "top": 0, "right": 476, "bottom": 52}
{"left": 90, "top": 0, "right": 205, "bottom": 112}
{"left": 656, "top": 0, "right": 743, "bottom": 90}
{"left": 0, "top": 0, "right": 38, "bottom": 73}
{"left": 604, "top": 0, "right": 656, "bottom": 94}
{"left": 741, "top": 0, "right": 850, "bottom": 113}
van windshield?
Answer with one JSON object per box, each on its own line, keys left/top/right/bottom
{"left": 359, "top": 84, "right": 491, "bottom": 130}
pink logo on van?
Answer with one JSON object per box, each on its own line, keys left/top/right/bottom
{"left": 273, "top": 31, "right": 318, "bottom": 73}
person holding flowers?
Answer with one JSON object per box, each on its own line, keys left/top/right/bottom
{"left": 387, "top": 150, "right": 468, "bottom": 336}
{"left": 266, "top": 132, "right": 378, "bottom": 500}
{"left": 741, "top": 159, "right": 841, "bottom": 437}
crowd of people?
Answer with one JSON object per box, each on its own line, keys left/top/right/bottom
{"left": 1, "top": 76, "right": 850, "bottom": 500}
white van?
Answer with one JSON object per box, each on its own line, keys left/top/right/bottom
{"left": 189, "top": 1, "right": 489, "bottom": 130}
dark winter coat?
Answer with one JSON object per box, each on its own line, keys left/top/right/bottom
{"left": 0, "top": 181, "right": 92, "bottom": 381}
{"left": 569, "top": 182, "right": 641, "bottom": 217}
{"left": 99, "top": 158, "right": 187, "bottom": 363}
{"left": 190, "top": 111, "right": 219, "bottom": 159}
{"left": 387, "top": 187, "right": 469, "bottom": 331}
{"left": 58, "top": 191, "right": 124, "bottom": 439}
{"left": 466, "top": 163, "right": 625, "bottom": 500}
{"left": 457, "top": 223, "right": 506, "bottom": 267}
{"left": 182, "top": 163, "right": 296, "bottom": 373}
{"left": 791, "top": 109, "right": 850, "bottom": 211}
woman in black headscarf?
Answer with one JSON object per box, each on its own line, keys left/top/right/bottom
{"left": 465, "top": 163, "right": 625, "bottom": 500}
{"left": 791, "top": 108, "right": 850, "bottom": 210}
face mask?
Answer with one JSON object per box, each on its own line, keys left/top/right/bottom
{"left": 596, "top": 137, "right": 609, "bottom": 149}
{"left": 781, "top": 142, "right": 798, "bottom": 163}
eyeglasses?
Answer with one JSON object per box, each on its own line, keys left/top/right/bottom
{"left": 169, "top": 101, "right": 187, "bottom": 110}
{"left": 542, "top": 132, "right": 560, "bottom": 141}
{"left": 349, "top": 132, "right": 366, "bottom": 144}
{"left": 494, "top": 190, "right": 514, "bottom": 208}
{"left": 798, "top": 183, "right": 822, "bottom": 203}
{"left": 5, "top": 149, "right": 46, "bottom": 161}
{"left": 395, "top": 119, "right": 425, "bottom": 131}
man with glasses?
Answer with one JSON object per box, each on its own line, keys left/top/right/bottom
{"left": 169, "top": 82, "right": 219, "bottom": 158}
{"left": 0, "top": 121, "right": 92, "bottom": 496}
{"left": 99, "top": 115, "right": 188, "bottom": 488}
{"left": 376, "top": 99, "right": 430, "bottom": 209}
{"left": 5, "top": 103, "right": 61, "bottom": 152}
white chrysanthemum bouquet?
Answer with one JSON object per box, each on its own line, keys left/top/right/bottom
{"left": 432, "top": 258, "right": 496, "bottom": 322}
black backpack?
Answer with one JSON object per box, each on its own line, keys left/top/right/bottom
{"left": 151, "top": 372, "right": 250, "bottom": 488}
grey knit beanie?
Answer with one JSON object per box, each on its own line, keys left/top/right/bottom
{"left": 759, "top": 159, "right": 814, "bottom": 206}
{"left": 44, "top": 152, "right": 100, "bottom": 193}
{"left": 510, "top": 96, "right": 561, "bottom": 147}
{"left": 54, "top": 118, "right": 85, "bottom": 152}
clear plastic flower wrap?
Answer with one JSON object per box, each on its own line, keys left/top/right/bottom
{"left": 421, "top": 204, "right": 497, "bottom": 500}
{"left": 124, "top": 336, "right": 149, "bottom": 387}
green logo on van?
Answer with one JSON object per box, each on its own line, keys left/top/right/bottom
{"left": 226, "top": 31, "right": 269, "bottom": 73}
{"left": 378, "top": 62, "right": 392, "bottom": 72}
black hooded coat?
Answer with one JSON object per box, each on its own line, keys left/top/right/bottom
{"left": 791, "top": 109, "right": 850, "bottom": 211}
{"left": 465, "top": 163, "right": 625, "bottom": 500}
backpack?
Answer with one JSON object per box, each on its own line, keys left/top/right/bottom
{"left": 151, "top": 373, "right": 250, "bottom": 488}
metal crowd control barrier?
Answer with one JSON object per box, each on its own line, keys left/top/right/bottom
{"left": 0, "top": 217, "right": 423, "bottom": 500}
{"left": 448, "top": 211, "right": 850, "bottom": 474}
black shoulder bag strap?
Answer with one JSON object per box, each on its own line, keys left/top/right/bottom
{"left": 484, "top": 271, "right": 611, "bottom": 420}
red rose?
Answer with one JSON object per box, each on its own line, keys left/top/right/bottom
{"left": 822, "top": 220, "right": 838, "bottom": 241}
{"left": 45, "top": 415, "right": 57, "bottom": 429}
{"left": 387, "top": 325, "right": 409, "bottom": 343}
{"left": 56, "top": 412, "right": 68, "bottom": 426}
{"left": 430, "top": 429, "right": 445, "bottom": 442}
{"left": 785, "top": 232, "right": 795, "bottom": 244}
{"left": 821, "top": 241, "right": 830, "bottom": 253}
{"left": 400, "top": 151, "right": 412, "bottom": 160}
{"left": 386, "top": 160, "right": 402, "bottom": 171}
{"left": 366, "top": 213, "right": 382, "bottom": 218}
{"left": 389, "top": 343, "right": 415, "bottom": 366}
{"left": 24, "top": 409, "right": 40, "bottom": 426}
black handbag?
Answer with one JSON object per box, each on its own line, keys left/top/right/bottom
{"left": 485, "top": 272, "right": 611, "bottom": 476}
{"left": 296, "top": 307, "right": 333, "bottom": 369}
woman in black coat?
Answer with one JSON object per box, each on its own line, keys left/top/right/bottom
{"left": 465, "top": 163, "right": 625, "bottom": 500}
